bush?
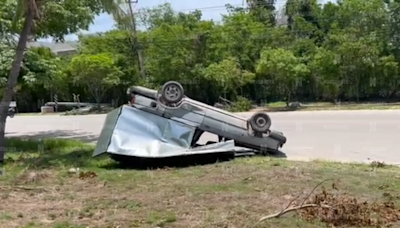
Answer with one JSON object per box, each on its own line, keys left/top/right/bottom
{"left": 228, "top": 96, "right": 253, "bottom": 112}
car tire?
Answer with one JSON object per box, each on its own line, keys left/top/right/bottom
{"left": 249, "top": 112, "right": 271, "bottom": 133}
{"left": 161, "top": 81, "right": 184, "bottom": 104}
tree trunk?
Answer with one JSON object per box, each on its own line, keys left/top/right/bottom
{"left": 286, "top": 95, "right": 290, "bottom": 107}
{"left": 0, "top": 1, "right": 34, "bottom": 165}
{"left": 96, "top": 99, "right": 101, "bottom": 110}
{"left": 94, "top": 89, "right": 101, "bottom": 110}
{"left": 128, "top": 1, "right": 146, "bottom": 80}
{"left": 286, "top": 87, "right": 291, "bottom": 107}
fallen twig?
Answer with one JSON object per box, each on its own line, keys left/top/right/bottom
{"left": 299, "top": 179, "right": 333, "bottom": 208}
{"left": 276, "top": 192, "right": 303, "bottom": 217}
{"left": 258, "top": 179, "right": 334, "bottom": 224}
{"left": 14, "top": 186, "right": 49, "bottom": 191}
{"left": 258, "top": 204, "right": 331, "bottom": 222}
{"left": 0, "top": 185, "right": 51, "bottom": 192}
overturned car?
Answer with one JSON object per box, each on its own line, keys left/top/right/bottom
{"left": 93, "top": 81, "right": 287, "bottom": 162}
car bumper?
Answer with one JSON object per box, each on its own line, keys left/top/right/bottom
{"left": 269, "top": 130, "right": 287, "bottom": 147}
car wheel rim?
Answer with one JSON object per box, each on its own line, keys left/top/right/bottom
{"left": 256, "top": 117, "right": 266, "bottom": 127}
{"left": 165, "top": 85, "right": 180, "bottom": 100}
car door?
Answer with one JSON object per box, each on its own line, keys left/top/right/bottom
{"left": 201, "top": 108, "right": 248, "bottom": 140}
{"left": 163, "top": 101, "right": 205, "bottom": 127}
{"left": 132, "top": 95, "right": 166, "bottom": 117}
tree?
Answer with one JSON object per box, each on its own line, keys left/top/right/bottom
{"left": 247, "top": 0, "right": 276, "bottom": 26}
{"left": 309, "top": 47, "right": 341, "bottom": 101}
{"left": 0, "top": 0, "right": 16, "bottom": 43}
{"left": 257, "top": 48, "right": 309, "bottom": 106}
{"left": 78, "top": 30, "right": 142, "bottom": 91}
{"left": 203, "top": 57, "right": 255, "bottom": 99}
{"left": 0, "top": 44, "right": 64, "bottom": 105}
{"left": 135, "top": 3, "right": 177, "bottom": 30}
{"left": 140, "top": 8, "right": 217, "bottom": 100}
{"left": 68, "top": 53, "right": 122, "bottom": 109}
{"left": 0, "top": 0, "right": 125, "bottom": 164}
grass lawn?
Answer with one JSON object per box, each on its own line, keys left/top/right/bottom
{"left": 1, "top": 138, "right": 400, "bottom": 228}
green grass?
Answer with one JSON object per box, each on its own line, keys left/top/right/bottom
{"left": 1, "top": 138, "right": 400, "bottom": 228}
{"left": 3, "top": 137, "right": 107, "bottom": 170}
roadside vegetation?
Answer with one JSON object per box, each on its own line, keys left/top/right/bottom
{"left": 1, "top": 138, "right": 400, "bottom": 228}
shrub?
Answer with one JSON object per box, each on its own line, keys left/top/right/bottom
{"left": 228, "top": 96, "right": 252, "bottom": 112}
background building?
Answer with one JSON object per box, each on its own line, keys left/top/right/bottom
{"left": 27, "top": 41, "right": 78, "bottom": 56}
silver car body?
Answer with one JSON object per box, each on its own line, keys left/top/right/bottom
{"left": 93, "top": 105, "right": 245, "bottom": 158}
{"left": 129, "top": 86, "right": 286, "bottom": 152}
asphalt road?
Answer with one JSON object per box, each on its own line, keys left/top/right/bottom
{"left": 5, "top": 110, "right": 400, "bottom": 164}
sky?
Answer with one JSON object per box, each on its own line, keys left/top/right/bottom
{"left": 62, "top": 0, "right": 330, "bottom": 41}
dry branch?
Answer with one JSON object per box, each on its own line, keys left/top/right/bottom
{"left": 0, "top": 185, "right": 51, "bottom": 192}
{"left": 299, "top": 179, "right": 333, "bottom": 208}
{"left": 258, "top": 204, "right": 331, "bottom": 222}
{"left": 258, "top": 179, "right": 333, "bottom": 224}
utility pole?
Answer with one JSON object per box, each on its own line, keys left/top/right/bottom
{"left": 126, "top": 0, "right": 146, "bottom": 80}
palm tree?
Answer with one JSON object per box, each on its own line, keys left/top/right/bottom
{"left": 0, "top": 0, "right": 126, "bottom": 166}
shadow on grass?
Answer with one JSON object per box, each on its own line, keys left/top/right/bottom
{"left": 102, "top": 150, "right": 286, "bottom": 170}
{"left": 5, "top": 130, "right": 99, "bottom": 143}
{"left": 4, "top": 137, "right": 99, "bottom": 169}
{"left": 4, "top": 138, "right": 287, "bottom": 171}
{"left": 102, "top": 153, "right": 236, "bottom": 170}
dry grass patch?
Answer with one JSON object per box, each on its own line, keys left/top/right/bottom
{"left": 1, "top": 138, "right": 400, "bottom": 227}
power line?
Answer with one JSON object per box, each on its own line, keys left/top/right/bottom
{"left": 111, "top": 0, "right": 377, "bottom": 33}
{"left": 173, "top": 3, "right": 289, "bottom": 13}
{"left": 102, "top": 1, "right": 391, "bottom": 48}
{"left": 134, "top": 0, "right": 333, "bottom": 14}
{"left": 132, "top": 0, "right": 380, "bottom": 27}
{"left": 133, "top": 10, "right": 386, "bottom": 28}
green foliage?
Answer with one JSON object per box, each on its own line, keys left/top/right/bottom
{"left": 228, "top": 96, "right": 253, "bottom": 112}
{"left": 9, "top": 0, "right": 121, "bottom": 41}
{"left": 257, "top": 48, "right": 309, "bottom": 105}
{"left": 204, "top": 57, "right": 255, "bottom": 96}
{"left": 0, "top": 42, "right": 62, "bottom": 98}
{"left": 23, "top": 47, "right": 61, "bottom": 86}
{"left": 68, "top": 53, "right": 122, "bottom": 105}
{"left": 0, "top": 0, "right": 15, "bottom": 40}
{"left": 0, "top": 41, "right": 14, "bottom": 82}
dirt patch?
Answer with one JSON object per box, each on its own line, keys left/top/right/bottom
{"left": 255, "top": 168, "right": 400, "bottom": 228}
{"left": 299, "top": 188, "right": 400, "bottom": 227}
{"left": 14, "top": 170, "right": 51, "bottom": 185}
